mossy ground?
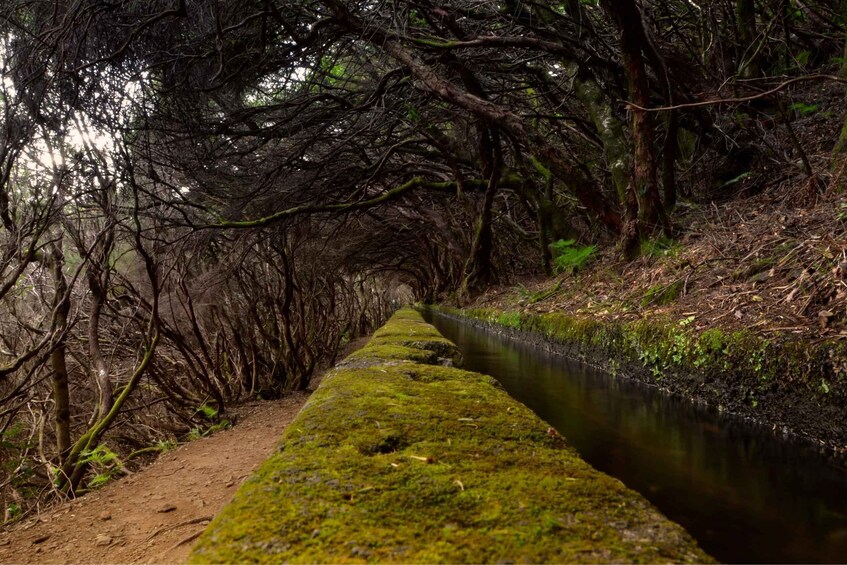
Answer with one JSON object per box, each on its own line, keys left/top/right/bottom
{"left": 188, "top": 309, "right": 711, "bottom": 563}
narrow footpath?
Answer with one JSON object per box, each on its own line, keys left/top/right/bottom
{"left": 0, "top": 395, "right": 309, "bottom": 564}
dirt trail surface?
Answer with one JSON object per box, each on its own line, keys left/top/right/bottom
{"left": 0, "top": 394, "right": 309, "bottom": 564}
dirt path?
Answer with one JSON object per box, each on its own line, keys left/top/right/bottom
{"left": 0, "top": 393, "right": 310, "bottom": 564}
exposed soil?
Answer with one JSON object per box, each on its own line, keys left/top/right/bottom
{"left": 0, "top": 394, "right": 309, "bottom": 564}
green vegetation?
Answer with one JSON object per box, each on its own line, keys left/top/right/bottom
{"left": 550, "top": 239, "right": 597, "bottom": 274}
{"left": 4, "top": 503, "right": 20, "bottom": 521}
{"left": 186, "top": 420, "right": 232, "bottom": 442}
{"left": 188, "top": 309, "right": 710, "bottom": 564}
{"left": 789, "top": 101, "right": 819, "bottom": 117}
{"left": 495, "top": 311, "right": 522, "bottom": 328}
{"left": 79, "top": 445, "right": 124, "bottom": 490}
{"left": 442, "top": 307, "right": 847, "bottom": 448}
{"left": 451, "top": 307, "right": 831, "bottom": 385}
{"left": 195, "top": 404, "right": 219, "bottom": 419}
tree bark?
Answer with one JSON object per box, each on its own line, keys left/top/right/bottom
{"left": 49, "top": 242, "right": 71, "bottom": 462}
{"left": 538, "top": 175, "right": 555, "bottom": 275}
{"left": 601, "top": 0, "right": 666, "bottom": 246}
{"left": 87, "top": 273, "right": 112, "bottom": 423}
{"left": 461, "top": 150, "right": 501, "bottom": 297}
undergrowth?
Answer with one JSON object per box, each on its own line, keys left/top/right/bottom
{"left": 550, "top": 239, "right": 597, "bottom": 274}
{"left": 79, "top": 445, "right": 125, "bottom": 490}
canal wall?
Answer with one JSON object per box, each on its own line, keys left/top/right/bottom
{"left": 431, "top": 306, "right": 847, "bottom": 451}
{"left": 188, "top": 308, "right": 711, "bottom": 563}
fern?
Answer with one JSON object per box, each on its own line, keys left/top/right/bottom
{"left": 550, "top": 239, "right": 597, "bottom": 274}
{"left": 80, "top": 445, "right": 124, "bottom": 490}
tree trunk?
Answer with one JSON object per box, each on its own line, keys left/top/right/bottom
{"left": 49, "top": 242, "right": 71, "bottom": 462}
{"left": 663, "top": 111, "right": 678, "bottom": 210}
{"left": 569, "top": 64, "right": 631, "bottom": 206}
{"left": 842, "top": 0, "right": 847, "bottom": 80}
{"left": 460, "top": 160, "right": 500, "bottom": 297}
{"left": 84, "top": 225, "right": 115, "bottom": 424}
{"left": 736, "top": 0, "right": 759, "bottom": 76}
{"left": 87, "top": 275, "right": 112, "bottom": 423}
{"left": 601, "top": 0, "right": 666, "bottom": 241}
{"left": 537, "top": 175, "right": 555, "bottom": 275}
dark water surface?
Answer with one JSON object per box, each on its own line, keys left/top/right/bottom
{"left": 425, "top": 311, "right": 847, "bottom": 564}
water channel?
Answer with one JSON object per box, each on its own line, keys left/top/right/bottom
{"left": 424, "top": 311, "right": 847, "bottom": 563}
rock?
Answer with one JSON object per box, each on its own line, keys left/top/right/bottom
{"left": 32, "top": 535, "right": 50, "bottom": 545}
{"left": 99, "top": 512, "right": 112, "bottom": 521}
{"left": 94, "top": 534, "right": 112, "bottom": 547}
{"left": 157, "top": 503, "right": 177, "bottom": 513}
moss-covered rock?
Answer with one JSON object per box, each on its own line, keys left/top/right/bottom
{"left": 189, "top": 309, "right": 711, "bottom": 563}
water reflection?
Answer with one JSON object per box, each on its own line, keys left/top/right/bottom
{"left": 426, "top": 311, "right": 847, "bottom": 564}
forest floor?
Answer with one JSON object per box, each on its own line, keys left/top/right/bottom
{"left": 0, "top": 394, "right": 310, "bottom": 564}
{"left": 467, "top": 180, "right": 847, "bottom": 345}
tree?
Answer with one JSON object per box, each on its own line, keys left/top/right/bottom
{"left": 2, "top": 0, "right": 847, "bottom": 512}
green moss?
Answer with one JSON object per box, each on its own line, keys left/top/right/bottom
{"left": 347, "top": 343, "right": 439, "bottom": 364}
{"left": 443, "top": 305, "right": 847, "bottom": 447}
{"left": 454, "top": 306, "right": 800, "bottom": 384}
{"left": 189, "top": 309, "right": 710, "bottom": 564}
{"left": 359, "top": 310, "right": 462, "bottom": 365}
{"left": 496, "top": 311, "right": 522, "bottom": 328}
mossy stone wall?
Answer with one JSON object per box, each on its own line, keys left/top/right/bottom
{"left": 188, "top": 309, "right": 711, "bottom": 563}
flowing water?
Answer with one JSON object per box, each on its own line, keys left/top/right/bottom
{"left": 425, "top": 311, "right": 847, "bottom": 563}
